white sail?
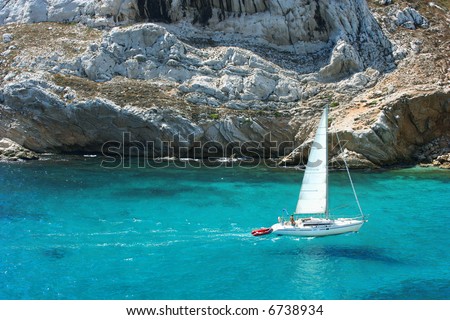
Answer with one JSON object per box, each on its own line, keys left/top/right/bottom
{"left": 295, "top": 107, "right": 328, "bottom": 215}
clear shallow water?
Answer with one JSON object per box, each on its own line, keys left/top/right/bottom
{"left": 0, "top": 158, "right": 449, "bottom": 300}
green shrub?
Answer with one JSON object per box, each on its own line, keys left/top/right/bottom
{"left": 330, "top": 101, "right": 339, "bottom": 108}
{"left": 209, "top": 113, "right": 220, "bottom": 120}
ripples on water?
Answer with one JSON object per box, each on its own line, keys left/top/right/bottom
{"left": 0, "top": 158, "right": 449, "bottom": 299}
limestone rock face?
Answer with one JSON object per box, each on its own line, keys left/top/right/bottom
{"left": 73, "top": 15, "right": 392, "bottom": 109}
{"left": 0, "top": 0, "right": 394, "bottom": 73}
{"left": 0, "top": 0, "right": 139, "bottom": 27}
{"left": 0, "top": 1, "right": 448, "bottom": 167}
{"left": 133, "top": 0, "right": 390, "bottom": 56}
{"left": 0, "top": 72, "right": 448, "bottom": 167}
{"left": 0, "top": 74, "right": 296, "bottom": 156}
{"left": 77, "top": 23, "right": 304, "bottom": 108}
{"left": 335, "top": 89, "right": 450, "bottom": 166}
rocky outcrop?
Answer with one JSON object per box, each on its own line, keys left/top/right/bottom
{"left": 431, "top": 153, "right": 450, "bottom": 169}
{"left": 415, "top": 136, "right": 450, "bottom": 166}
{"left": 390, "top": 6, "right": 429, "bottom": 30}
{"left": 0, "top": 19, "right": 390, "bottom": 110}
{"left": 334, "top": 89, "right": 450, "bottom": 166}
{"left": 0, "top": 74, "right": 296, "bottom": 157}
{"left": 78, "top": 23, "right": 306, "bottom": 108}
{"left": 0, "top": 71, "right": 448, "bottom": 167}
{"left": 0, "top": 1, "right": 448, "bottom": 168}
{"left": 0, "top": 0, "right": 139, "bottom": 26}
{"left": 0, "top": 138, "right": 38, "bottom": 160}
{"left": 1, "top": 1, "right": 395, "bottom": 73}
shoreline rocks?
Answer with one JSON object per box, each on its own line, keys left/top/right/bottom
{"left": 0, "top": 138, "right": 39, "bottom": 161}
{"left": 417, "top": 136, "right": 450, "bottom": 169}
{"left": 330, "top": 149, "right": 379, "bottom": 170}
{"left": 431, "top": 153, "right": 450, "bottom": 169}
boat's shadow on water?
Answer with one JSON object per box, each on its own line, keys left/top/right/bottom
{"left": 268, "top": 243, "right": 402, "bottom": 264}
{"left": 42, "top": 247, "right": 67, "bottom": 260}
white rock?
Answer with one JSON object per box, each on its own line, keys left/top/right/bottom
{"left": 166, "top": 68, "right": 191, "bottom": 82}
{"left": 243, "top": 71, "right": 276, "bottom": 100}
{"left": 319, "top": 41, "right": 363, "bottom": 80}
{"left": 273, "top": 79, "right": 301, "bottom": 102}
{"left": 4, "top": 72, "right": 16, "bottom": 81}
{"left": 394, "top": 7, "right": 429, "bottom": 30}
{"left": 410, "top": 39, "right": 423, "bottom": 54}
{"left": 231, "top": 51, "right": 248, "bottom": 66}
{"left": 219, "top": 74, "right": 244, "bottom": 99}
{"left": 0, "top": 2, "right": 397, "bottom": 111}
{"left": 0, "top": 0, "right": 393, "bottom": 73}
{"left": 2, "top": 33, "right": 13, "bottom": 43}
{"left": 189, "top": 76, "right": 225, "bottom": 101}
{"left": 392, "top": 44, "right": 408, "bottom": 61}
{"left": 1, "top": 50, "right": 11, "bottom": 57}
{"left": 0, "top": 0, "right": 139, "bottom": 25}
{"left": 81, "top": 53, "right": 116, "bottom": 81}
{"left": 124, "top": 58, "right": 140, "bottom": 78}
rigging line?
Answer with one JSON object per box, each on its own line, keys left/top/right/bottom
{"left": 334, "top": 130, "right": 365, "bottom": 220}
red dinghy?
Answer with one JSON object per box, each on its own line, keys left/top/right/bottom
{"left": 251, "top": 227, "right": 273, "bottom": 236}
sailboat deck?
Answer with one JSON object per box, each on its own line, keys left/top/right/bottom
{"left": 300, "top": 218, "right": 332, "bottom": 226}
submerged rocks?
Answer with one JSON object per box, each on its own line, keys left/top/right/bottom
{"left": 0, "top": 138, "right": 39, "bottom": 161}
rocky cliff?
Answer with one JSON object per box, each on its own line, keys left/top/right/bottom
{"left": 0, "top": 0, "right": 449, "bottom": 167}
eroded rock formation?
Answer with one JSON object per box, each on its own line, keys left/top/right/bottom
{"left": 0, "top": 1, "right": 448, "bottom": 167}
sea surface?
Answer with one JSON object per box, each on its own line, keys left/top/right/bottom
{"left": 0, "top": 157, "right": 449, "bottom": 300}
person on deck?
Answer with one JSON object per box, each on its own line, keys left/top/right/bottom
{"left": 290, "top": 215, "right": 296, "bottom": 226}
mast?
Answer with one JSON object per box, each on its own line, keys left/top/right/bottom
{"left": 325, "top": 105, "right": 329, "bottom": 219}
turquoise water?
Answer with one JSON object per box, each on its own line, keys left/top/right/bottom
{"left": 0, "top": 157, "right": 449, "bottom": 300}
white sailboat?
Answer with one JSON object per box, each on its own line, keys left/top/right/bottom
{"left": 253, "top": 106, "right": 365, "bottom": 237}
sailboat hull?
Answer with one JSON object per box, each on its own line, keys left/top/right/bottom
{"left": 271, "top": 218, "right": 364, "bottom": 237}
